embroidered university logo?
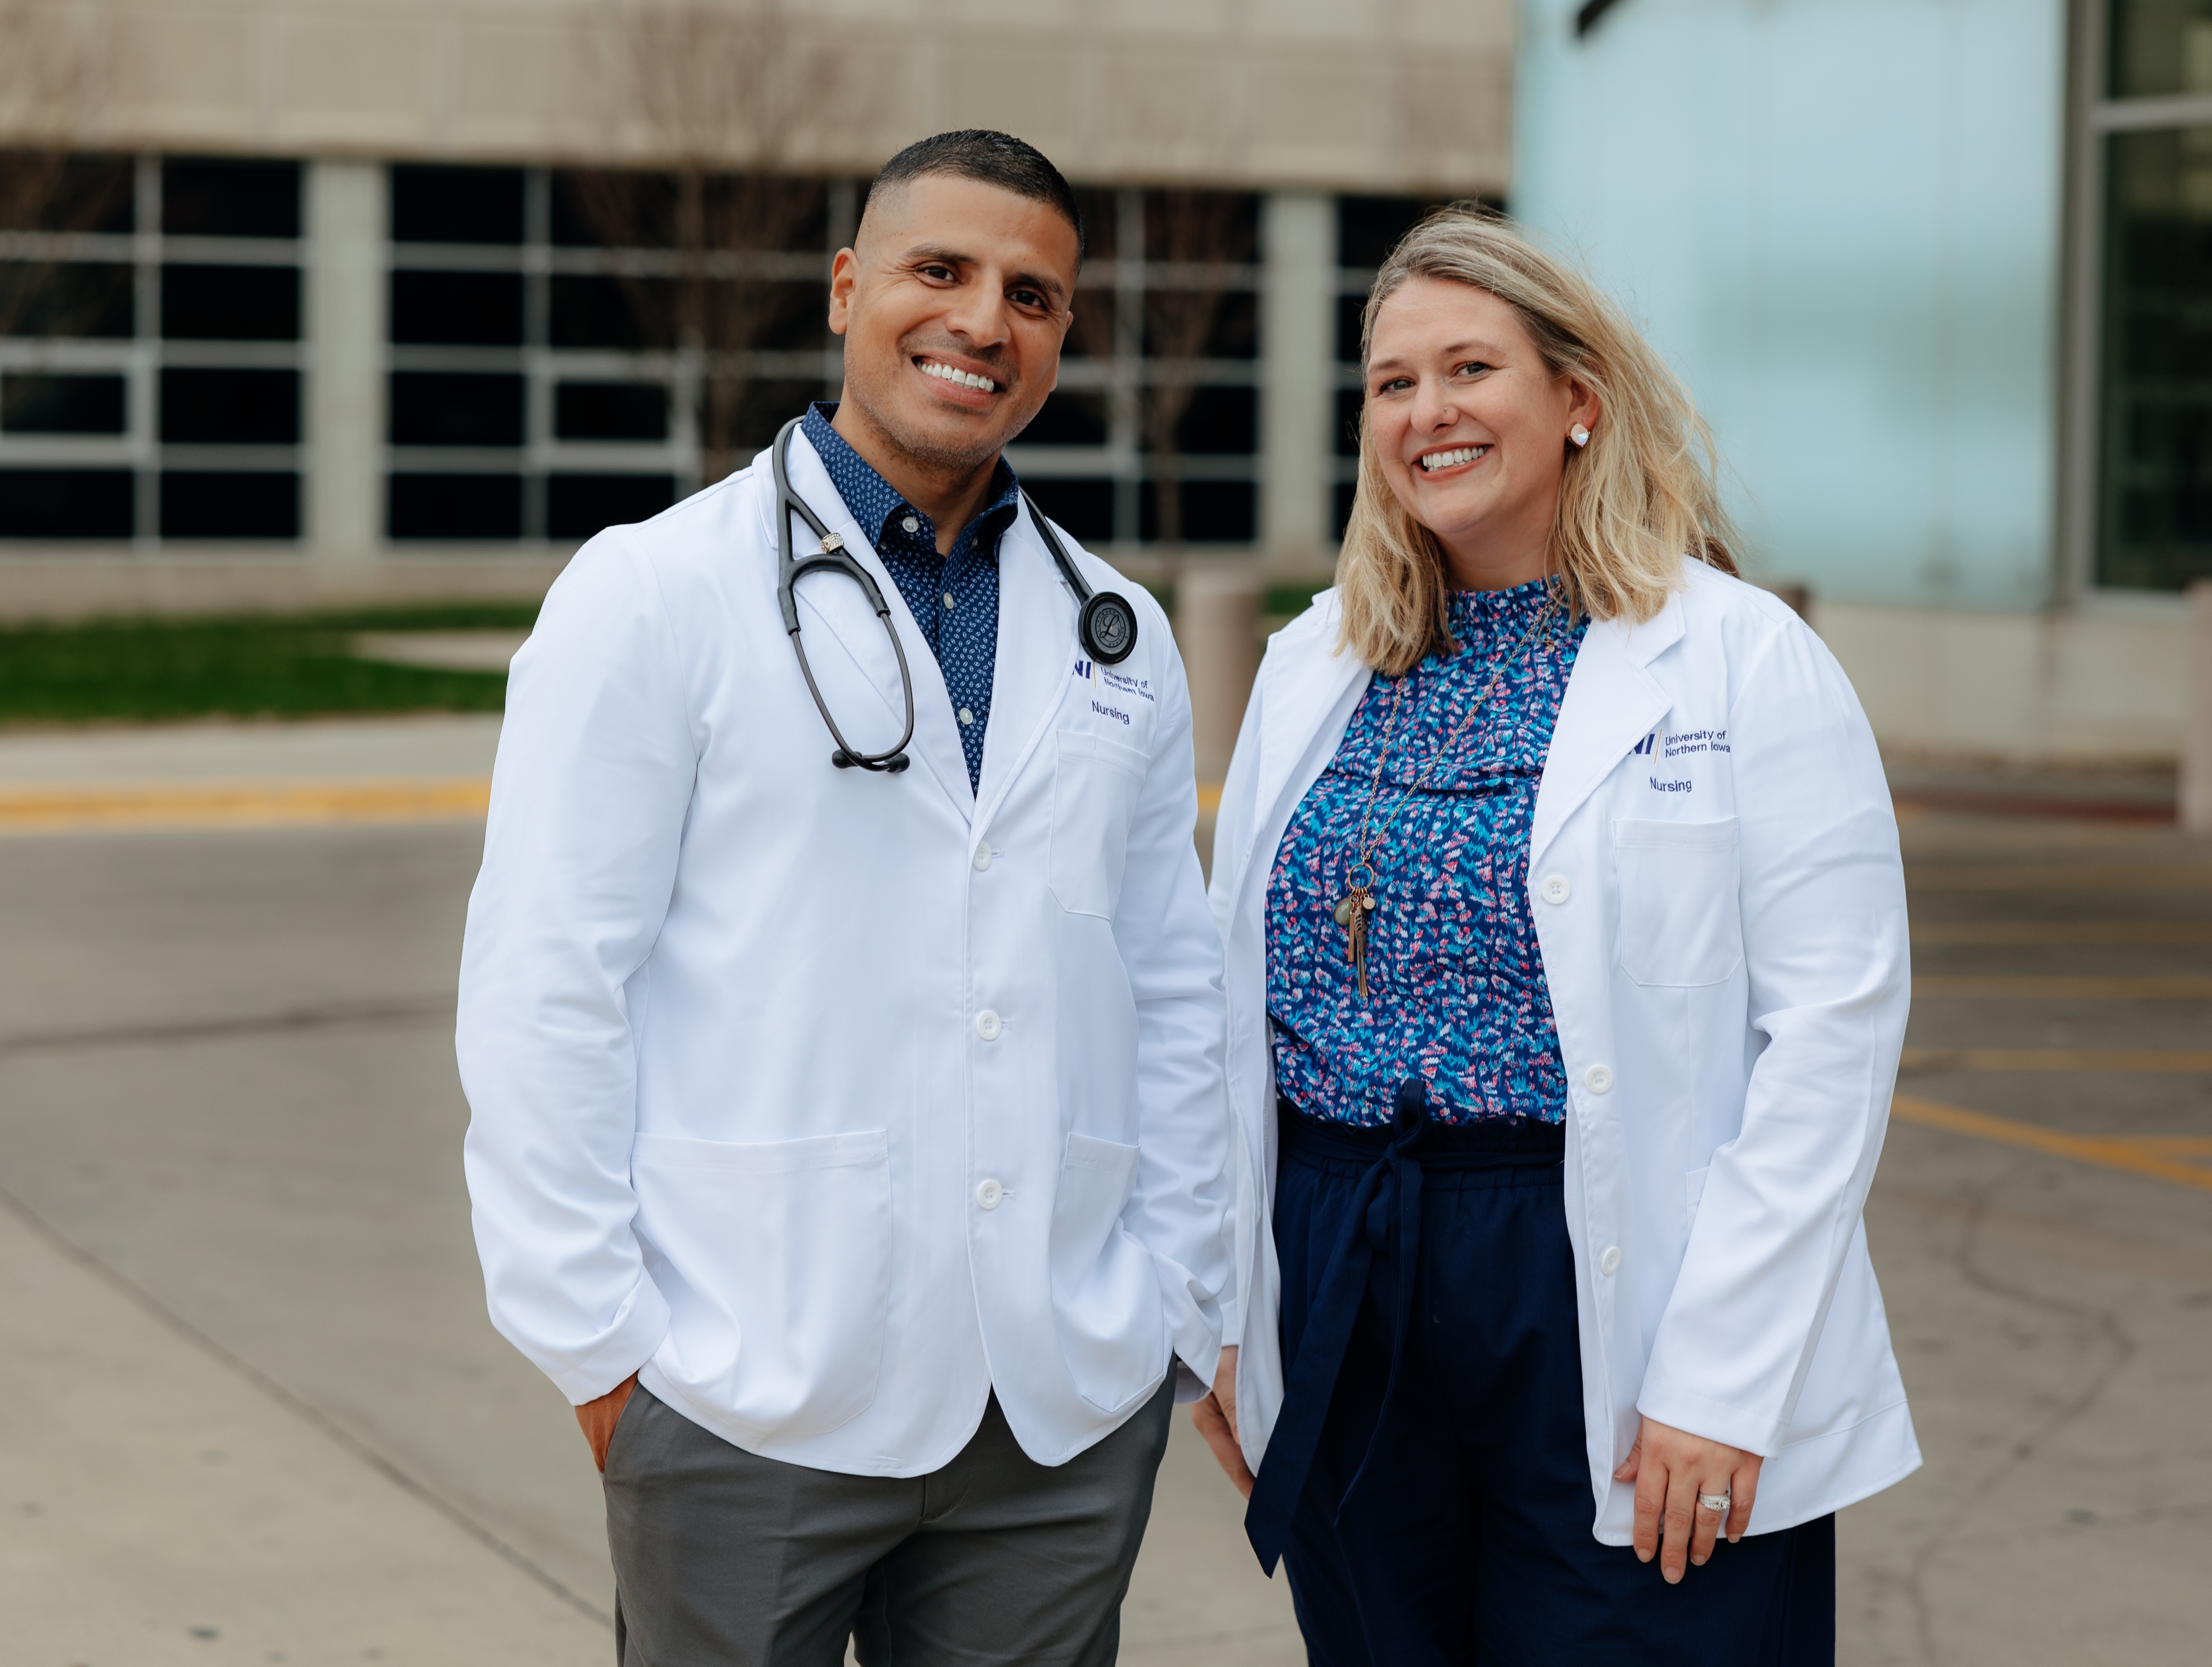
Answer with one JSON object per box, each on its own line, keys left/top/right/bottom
{"left": 1629, "top": 731, "right": 1657, "bottom": 757}
{"left": 1072, "top": 658, "right": 1094, "bottom": 682}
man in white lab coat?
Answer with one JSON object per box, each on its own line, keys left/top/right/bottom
{"left": 458, "top": 130, "right": 1235, "bottom": 1664}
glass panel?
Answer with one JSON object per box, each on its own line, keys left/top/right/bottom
{"left": 1335, "top": 386, "right": 1364, "bottom": 458}
{"left": 0, "top": 261, "right": 133, "bottom": 337}
{"left": 1021, "top": 477, "right": 1115, "bottom": 544}
{"left": 2, "top": 372, "right": 126, "bottom": 433}
{"left": 1018, "top": 392, "right": 1110, "bottom": 448}
{"left": 0, "top": 467, "right": 133, "bottom": 537}
{"left": 1168, "top": 385, "right": 1256, "bottom": 455}
{"left": 1140, "top": 479, "right": 1254, "bottom": 543}
{"left": 554, "top": 382, "right": 669, "bottom": 442}
{"left": 388, "top": 473, "right": 524, "bottom": 540}
{"left": 389, "top": 271, "right": 524, "bottom": 346}
{"left": 158, "top": 471, "right": 299, "bottom": 539}
{"left": 161, "top": 265, "right": 300, "bottom": 341}
{"left": 162, "top": 159, "right": 300, "bottom": 239}
{"left": 2098, "top": 125, "right": 2212, "bottom": 589}
{"left": 392, "top": 166, "right": 525, "bottom": 245}
{"left": 159, "top": 369, "right": 299, "bottom": 444}
{"left": 546, "top": 473, "right": 677, "bottom": 539}
{"left": 389, "top": 373, "right": 526, "bottom": 447}
{"left": 0, "top": 153, "right": 134, "bottom": 233}
{"left": 548, "top": 274, "right": 676, "bottom": 350}
{"left": 2111, "top": 0, "right": 2212, "bottom": 99}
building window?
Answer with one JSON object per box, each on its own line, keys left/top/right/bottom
{"left": 0, "top": 153, "right": 302, "bottom": 543}
{"left": 2093, "top": 1, "right": 2212, "bottom": 591}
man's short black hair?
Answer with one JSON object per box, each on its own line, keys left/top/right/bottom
{"left": 865, "top": 130, "right": 1084, "bottom": 267}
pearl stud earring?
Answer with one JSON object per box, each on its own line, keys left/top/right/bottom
{"left": 1570, "top": 423, "right": 1591, "bottom": 448}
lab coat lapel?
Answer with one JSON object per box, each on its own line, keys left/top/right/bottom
{"left": 1528, "top": 596, "right": 1684, "bottom": 868}
{"left": 1228, "top": 607, "right": 1370, "bottom": 911}
{"left": 973, "top": 508, "right": 1077, "bottom": 827}
{"left": 773, "top": 432, "right": 975, "bottom": 819}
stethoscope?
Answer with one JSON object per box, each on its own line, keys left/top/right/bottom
{"left": 771, "top": 415, "right": 1140, "bottom": 775}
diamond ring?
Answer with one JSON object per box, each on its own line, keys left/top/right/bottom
{"left": 1697, "top": 1491, "right": 1731, "bottom": 1513}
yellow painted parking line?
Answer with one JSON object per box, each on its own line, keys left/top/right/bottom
{"left": 1911, "top": 921, "right": 2212, "bottom": 946}
{"left": 0, "top": 779, "right": 492, "bottom": 833}
{"left": 1907, "top": 864, "right": 2212, "bottom": 891}
{"left": 1913, "top": 974, "right": 2212, "bottom": 999}
{"left": 1891, "top": 1094, "right": 2212, "bottom": 1194}
{"left": 1900, "top": 1047, "right": 2212, "bottom": 1073}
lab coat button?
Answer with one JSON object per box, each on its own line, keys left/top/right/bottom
{"left": 976, "top": 1177, "right": 1003, "bottom": 1211}
{"left": 1583, "top": 1063, "right": 1614, "bottom": 1095}
{"left": 1599, "top": 1245, "right": 1622, "bottom": 1277}
{"left": 975, "top": 1009, "right": 1002, "bottom": 1041}
{"left": 1540, "top": 874, "right": 1571, "bottom": 905}
{"left": 972, "top": 841, "right": 992, "bottom": 872}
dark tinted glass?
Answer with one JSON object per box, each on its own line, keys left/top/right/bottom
{"left": 1336, "top": 293, "right": 1368, "bottom": 363}
{"left": 1142, "top": 479, "right": 1253, "bottom": 543}
{"left": 708, "top": 279, "right": 826, "bottom": 352}
{"left": 1021, "top": 477, "right": 1115, "bottom": 545}
{"left": 162, "top": 159, "right": 300, "bottom": 238}
{"left": 1018, "top": 392, "right": 1110, "bottom": 448}
{"left": 705, "top": 378, "right": 824, "bottom": 456}
{"left": 555, "top": 381, "right": 669, "bottom": 441}
{"left": 1145, "top": 288, "right": 1257, "bottom": 360}
{"left": 1338, "top": 195, "right": 1456, "bottom": 268}
{"left": 1336, "top": 386, "right": 1364, "bottom": 456}
{"left": 160, "top": 369, "right": 299, "bottom": 443}
{"left": 2110, "top": 1, "right": 2212, "bottom": 98}
{"left": 1072, "top": 188, "right": 1118, "bottom": 261}
{"left": 0, "top": 153, "right": 134, "bottom": 232}
{"left": 2099, "top": 125, "right": 2212, "bottom": 589}
{"left": 553, "top": 171, "right": 680, "bottom": 248}
{"left": 391, "top": 166, "right": 525, "bottom": 245}
{"left": 0, "top": 467, "right": 133, "bottom": 537}
{"left": 390, "top": 271, "right": 525, "bottom": 345}
{"left": 1143, "top": 190, "right": 1259, "bottom": 265}
{"left": 0, "top": 261, "right": 134, "bottom": 337}
{"left": 159, "top": 471, "right": 298, "bottom": 538}
{"left": 706, "top": 175, "right": 830, "bottom": 252}
{"left": 388, "top": 473, "right": 523, "bottom": 539}
{"left": 2, "top": 372, "right": 126, "bottom": 433}
{"left": 1334, "top": 479, "right": 1358, "bottom": 540}
{"left": 548, "top": 473, "right": 677, "bottom": 538}
{"left": 162, "top": 265, "right": 300, "bottom": 340}
{"left": 1169, "top": 385, "right": 1256, "bottom": 455}
{"left": 550, "top": 274, "right": 675, "bottom": 349}
{"left": 390, "top": 373, "right": 527, "bottom": 446}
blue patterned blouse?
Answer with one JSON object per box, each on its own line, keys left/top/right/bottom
{"left": 1266, "top": 581, "right": 1588, "bottom": 1126}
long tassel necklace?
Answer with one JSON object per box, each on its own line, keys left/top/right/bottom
{"left": 1335, "top": 594, "right": 1563, "bottom": 1001}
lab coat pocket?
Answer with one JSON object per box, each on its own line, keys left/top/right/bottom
{"left": 630, "top": 1128, "right": 891, "bottom": 1440}
{"left": 1049, "top": 1133, "right": 1168, "bottom": 1414}
{"left": 1048, "top": 729, "right": 1150, "bottom": 920}
{"left": 1612, "top": 817, "right": 1744, "bottom": 987}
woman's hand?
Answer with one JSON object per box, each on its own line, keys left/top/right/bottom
{"left": 1612, "top": 1415, "right": 1762, "bottom": 1582}
{"left": 1192, "top": 1345, "right": 1254, "bottom": 1498}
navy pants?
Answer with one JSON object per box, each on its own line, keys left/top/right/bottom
{"left": 1256, "top": 1096, "right": 1833, "bottom": 1666}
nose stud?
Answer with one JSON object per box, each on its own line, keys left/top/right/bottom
{"left": 1570, "top": 423, "right": 1591, "bottom": 448}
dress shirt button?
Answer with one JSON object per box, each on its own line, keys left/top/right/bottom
{"left": 902, "top": 515, "right": 920, "bottom": 534}
{"left": 972, "top": 841, "right": 993, "bottom": 872}
{"left": 943, "top": 591, "right": 956, "bottom": 609}
{"left": 975, "top": 1177, "right": 1003, "bottom": 1211}
{"left": 1583, "top": 1063, "right": 1614, "bottom": 1095}
{"left": 1599, "top": 1245, "right": 1622, "bottom": 1277}
{"left": 975, "top": 1009, "right": 1002, "bottom": 1041}
{"left": 1540, "top": 874, "right": 1571, "bottom": 905}
{"left": 958, "top": 707, "right": 975, "bottom": 726}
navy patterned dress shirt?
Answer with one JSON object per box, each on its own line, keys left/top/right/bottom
{"left": 801, "top": 402, "right": 1020, "bottom": 789}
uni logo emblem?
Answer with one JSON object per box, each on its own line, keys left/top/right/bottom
{"left": 1629, "top": 731, "right": 1658, "bottom": 757}
{"left": 1072, "top": 658, "right": 1094, "bottom": 680}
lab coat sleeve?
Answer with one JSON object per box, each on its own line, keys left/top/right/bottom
{"left": 457, "top": 530, "right": 698, "bottom": 1406}
{"left": 1204, "top": 650, "right": 1270, "bottom": 1351}
{"left": 1634, "top": 614, "right": 1910, "bottom": 1456}
{"left": 1112, "top": 612, "right": 1234, "bottom": 1396}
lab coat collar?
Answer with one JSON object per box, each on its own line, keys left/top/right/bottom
{"left": 972, "top": 503, "right": 1084, "bottom": 829}
{"left": 1527, "top": 587, "right": 1685, "bottom": 868}
{"left": 759, "top": 429, "right": 975, "bottom": 820}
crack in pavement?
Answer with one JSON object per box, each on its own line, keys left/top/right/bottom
{"left": 0, "top": 997, "right": 457, "bottom": 1057}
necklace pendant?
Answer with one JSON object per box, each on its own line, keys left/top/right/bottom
{"left": 1338, "top": 884, "right": 1376, "bottom": 1000}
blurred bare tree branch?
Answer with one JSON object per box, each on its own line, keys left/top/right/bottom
{"left": 1139, "top": 189, "right": 1256, "bottom": 555}
{"left": 0, "top": 0, "right": 126, "bottom": 341}
{"left": 572, "top": 1, "right": 845, "bottom": 482}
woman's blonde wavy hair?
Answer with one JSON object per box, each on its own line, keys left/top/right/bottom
{"left": 1338, "top": 207, "right": 1737, "bottom": 675}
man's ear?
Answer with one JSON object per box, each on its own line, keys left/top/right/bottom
{"left": 827, "top": 247, "right": 859, "bottom": 338}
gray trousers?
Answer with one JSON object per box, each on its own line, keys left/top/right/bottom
{"left": 602, "top": 1379, "right": 1176, "bottom": 1666}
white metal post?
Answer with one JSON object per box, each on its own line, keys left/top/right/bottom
{"left": 1259, "top": 191, "right": 1334, "bottom": 570}
{"left": 2184, "top": 579, "right": 2212, "bottom": 834}
{"left": 306, "top": 159, "right": 386, "bottom": 580}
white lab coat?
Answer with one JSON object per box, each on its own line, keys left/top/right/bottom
{"left": 459, "top": 428, "right": 1231, "bottom": 1477}
{"left": 1209, "top": 560, "right": 1920, "bottom": 1541}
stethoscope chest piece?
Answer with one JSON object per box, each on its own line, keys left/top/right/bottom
{"left": 1078, "top": 590, "right": 1139, "bottom": 665}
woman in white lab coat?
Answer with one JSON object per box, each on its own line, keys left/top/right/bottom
{"left": 1192, "top": 209, "right": 1917, "bottom": 1665}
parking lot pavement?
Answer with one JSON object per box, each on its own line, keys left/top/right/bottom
{"left": 0, "top": 721, "right": 2201, "bottom": 1662}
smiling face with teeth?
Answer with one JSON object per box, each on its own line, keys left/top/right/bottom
{"left": 826, "top": 172, "right": 1080, "bottom": 547}
{"left": 1364, "top": 275, "right": 1601, "bottom": 592}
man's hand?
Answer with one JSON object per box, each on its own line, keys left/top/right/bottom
{"left": 1613, "top": 1414, "right": 1762, "bottom": 1582}
{"left": 576, "top": 1373, "right": 639, "bottom": 1474}
{"left": 1191, "top": 1345, "right": 1253, "bottom": 1498}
